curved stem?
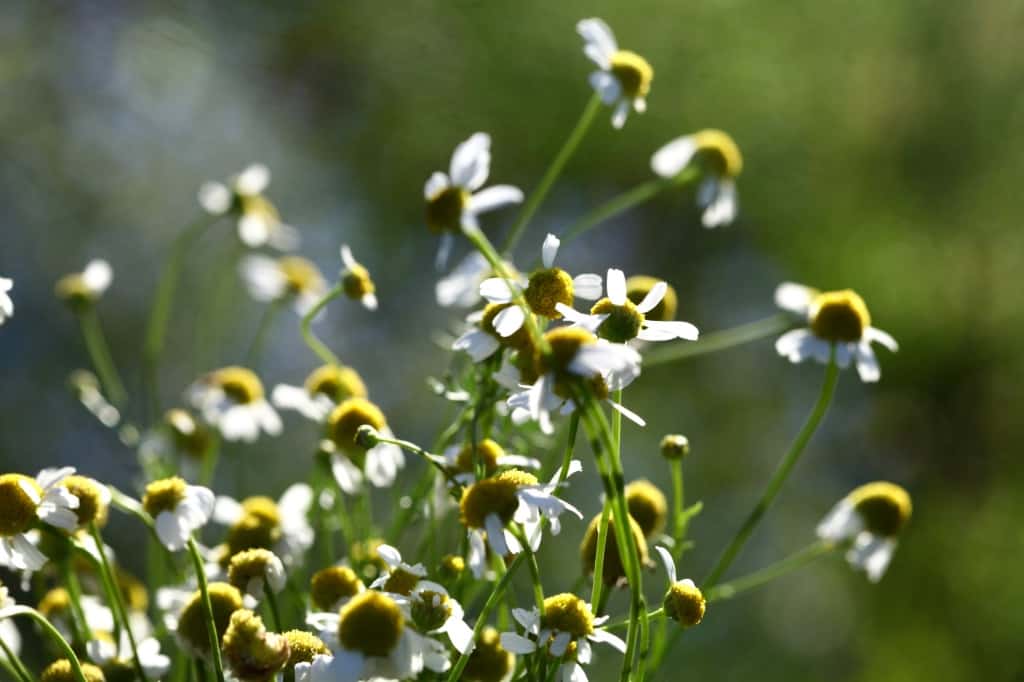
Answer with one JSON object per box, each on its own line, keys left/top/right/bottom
{"left": 187, "top": 537, "right": 226, "bottom": 682}
{"left": 557, "top": 413, "right": 580, "bottom": 485}
{"left": 0, "top": 638, "right": 31, "bottom": 682}
{"left": 59, "top": 557, "right": 93, "bottom": 644}
{"left": 78, "top": 307, "right": 128, "bottom": 406}
{"left": 264, "top": 587, "right": 284, "bottom": 632}
{"left": 502, "top": 93, "right": 602, "bottom": 254}
{"left": 706, "top": 540, "right": 835, "bottom": 602}
{"left": 300, "top": 283, "right": 343, "bottom": 366}
{"left": 702, "top": 346, "right": 840, "bottom": 590}
{"left": 0, "top": 606, "right": 88, "bottom": 682}
{"left": 90, "top": 523, "right": 149, "bottom": 681}
{"left": 589, "top": 502, "right": 612, "bottom": 611}
{"left": 644, "top": 314, "right": 793, "bottom": 367}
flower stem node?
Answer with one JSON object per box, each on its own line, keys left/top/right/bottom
{"left": 625, "top": 479, "right": 668, "bottom": 538}
{"left": 663, "top": 579, "right": 706, "bottom": 628}
{"left": 355, "top": 424, "right": 381, "bottom": 450}
{"left": 222, "top": 609, "right": 290, "bottom": 682}
{"left": 459, "top": 470, "right": 539, "bottom": 530}
{"left": 580, "top": 512, "right": 649, "bottom": 586}
{"left": 327, "top": 398, "right": 387, "bottom": 454}
{"left": 310, "top": 566, "right": 365, "bottom": 611}
{"left": 282, "top": 630, "right": 329, "bottom": 672}
{"left": 525, "top": 268, "right": 575, "bottom": 318}
{"left": 177, "top": 582, "right": 244, "bottom": 657}
{"left": 590, "top": 297, "right": 644, "bottom": 343}
{"left": 626, "top": 276, "right": 678, "bottom": 322}
{"left": 40, "top": 660, "right": 107, "bottom": 682}
{"left": 463, "top": 626, "right": 515, "bottom": 682}
{"left": 809, "top": 290, "right": 871, "bottom": 343}
{"left": 660, "top": 434, "right": 690, "bottom": 461}
{"left": 337, "top": 590, "right": 405, "bottom": 658}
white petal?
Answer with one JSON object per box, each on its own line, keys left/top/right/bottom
{"left": 11, "top": 534, "right": 46, "bottom": 571}
{"left": 236, "top": 164, "right": 270, "bottom": 195}
{"left": 584, "top": 43, "right": 611, "bottom": 70}
{"left": 651, "top": 136, "right": 698, "bottom": 178}
{"left": 555, "top": 303, "right": 604, "bottom": 332}
{"left": 638, "top": 320, "right": 699, "bottom": 341}
{"left": 609, "top": 400, "right": 646, "bottom": 427}
{"left": 563, "top": 661, "right": 589, "bottom": 682}
{"left": 445, "top": 617, "right": 475, "bottom": 654}
{"left": 468, "top": 185, "right": 524, "bottom": 214}
{"left": 435, "top": 233, "right": 454, "bottom": 271}
{"left": 424, "top": 171, "right": 449, "bottom": 200}
{"left": 198, "top": 181, "right": 231, "bottom": 214}
{"left": 268, "top": 222, "right": 300, "bottom": 251}
{"left": 550, "top": 631, "right": 572, "bottom": 657}
{"left": 435, "top": 252, "right": 490, "bottom": 307}
{"left": 611, "top": 101, "right": 630, "bottom": 129}
{"left": 450, "top": 132, "right": 492, "bottom": 191}
{"left": 452, "top": 329, "right": 500, "bottom": 362}
{"left": 479, "top": 277, "right": 515, "bottom": 303}
{"left": 339, "top": 244, "right": 357, "bottom": 270}
{"left": 589, "top": 71, "right": 621, "bottom": 105}
{"left": 866, "top": 327, "right": 899, "bottom": 352}
{"left": 238, "top": 214, "right": 270, "bottom": 248}
{"left": 376, "top": 544, "right": 402, "bottom": 567}
{"left": 36, "top": 466, "right": 74, "bottom": 491}
{"left": 774, "top": 282, "right": 816, "bottom": 317}
{"left": 572, "top": 273, "right": 603, "bottom": 301}
{"left": 606, "top": 269, "right": 627, "bottom": 305}
{"left": 492, "top": 305, "right": 526, "bottom": 338}
{"left": 239, "top": 255, "right": 287, "bottom": 302}
{"left": 82, "top": 260, "right": 113, "bottom": 295}
{"left": 213, "top": 496, "right": 243, "bottom": 525}
{"left": 155, "top": 511, "right": 188, "bottom": 551}
{"left": 816, "top": 499, "right": 860, "bottom": 542}
{"left": 542, "top": 233, "right": 561, "bottom": 269}
{"left": 331, "top": 455, "right": 363, "bottom": 494}
{"left": 589, "top": 628, "right": 627, "bottom": 653}
{"left": 701, "top": 179, "right": 738, "bottom": 228}
{"left": 635, "top": 281, "right": 667, "bottom": 313}
{"left": 500, "top": 632, "right": 537, "bottom": 655}
{"left": 272, "top": 384, "right": 329, "bottom": 422}
{"left": 855, "top": 343, "right": 881, "bottom": 383}
{"left": 279, "top": 483, "right": 314, "bottom": 517}
{"left": 484, "top": 514, "right": 509, "bottom": 557}
{"left": 654, "top": 546, "right": 676, "bottom": 583}
{"left": 577, "top": 18, "right": 618, "bottom": 62}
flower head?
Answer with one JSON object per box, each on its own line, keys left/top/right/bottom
{"left": 651, "top": 129, "right": 743, "bottom": 228}
{"left": 213, "top": 484, "right": 314, "bottom": 566}
{"left": 578, "top": 18, "right": 653, "bottom": 129}
{"left": 660, "top": 434, "right": 690, "bottom": 461}
{"left": 625, "top": 479, "right": 668, "bottom": 538}
{"left": 579, "top": 511, "right": 649, "bottom": 587}
{"left": 654, "top": 547, "right": 706, "bottom": 628}
{"left": 310, "top": 565, "right": 365, "bottom": 612}
{"left": 240, "top": 254, "right": 327, "bottom": 315}
{"left": 173, "top": 582, "right": 244, "bottom": 657}
{"left": 198, "top": 164, "right": 299, "bottom": 250}
{"left": 323, "top": 398, "right": 405, "bottom": 493}
{"left": 463, "top": 626, "right": 515, "bottom": 682}
{"left": 228, "top": 548, "right": 287, "bottom": 602}
{"left": 339, "top": 245, "right": 378, "bottom": 311}
{"left": 142, "top": 476, "right": 214, "bottom": 551}
{"left": 817, "top": 481, "right": 912, "bottom": 582}
{"left": 55, "top": 260, "right": 113, "bottom": 310}
{"left": 0, "top": 467, "right": 80, "bottom": 571}
{"left": 40, "top": 660, "right": 107, "bottom": 682}
{"left": 222, "top": 609, "right": 290, "bottom": 682}
{"left": 272, "top": 364, "right": 368, "bottom": 423}
{"left": 189, "top": 366, "right": 282, "bottom": 442}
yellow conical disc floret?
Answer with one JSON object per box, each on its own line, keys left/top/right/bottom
{"left": 278, "top": 256, "right": 324, "bottom": 295}
{"left": 454, "top": 438, "right": 505, "bottom": 475}
{"left": 142, "top": 477, "right": 186, "bottom": 517}
{"left": 459, "top": 469, "right": 538, "bottom": 530}
{"left": 311, "top": 566, "right": 364, "bottom": 611}
{"left": 41, "top": 660, "right": 107, "bottom": 682}
{"left": 849, "top": 482, "right": 912, "bottom": 537}
{"left": 625, "top": 479, "right": 668, "bottom": 538}
{"left": 610, "top": 50, "right": 653, "bottom": 100}
{"left": 222, "top": 609, "right": 290, "bottom": 681}
{"left": 211, "top": 367, "right": 265, "bottom": 404}
{"left": 524, "top": 268, "right": 574, "bottom": 318}
{"left": 0, "top": 474, "right": 41, "bottom": 536}
{"left": 692, "top": 129, "right": 743, "bottom": 178}
{"left": 809, "top": 290, "right": 871, "bottom": 343}
{"left": 590, "top": 297, "right": 644, "bottom": 343}
{"left": 305, "top": 365, "right": 368, "bottom": 403}
{"left": 283, "top": 630, "right": 330, "bottom": 671}
{"left": 664, "top": 579, "right": 706, "bottom": 628}
{"left": 337, "top": 590, "right": 405, "bottom": 658}
{"left": 62, "top": 474, "right": 108, "bottom": 528}
{"left": 541, "top": 593, "right": 594, "bottom": 638}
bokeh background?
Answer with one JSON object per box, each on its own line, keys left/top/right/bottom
{"left": 3, "top": 1, "right": 1023, "bottom": 679}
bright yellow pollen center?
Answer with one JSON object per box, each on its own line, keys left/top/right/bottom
{"left": 283, "top": 630, "right": 330, "bottom": 668}
{"left": 625, "top": 479, "right": 668, "bottom": 538}
{"left": 338, "top": 591, "right": 405, "bottom": 658}
{"left": 692, "top": 129, "right": 743, "bottom": 177}
{"left": 142, "top": 477, "right": 186, "bottom": 517}
{"left": 809, "top": 290, "right": 871, "bottom": 343}
{"left": 222, "top": 609, "right": 290, "bottom": 679}
{"left": 664, "top": 581, "right": 706, "bottom": 627}
{"left": 626, "top": 276, "right": 678, "bottom": 322}
{"left": 41, "top": 660, "right": 106, "bottom": 682}
{"left": 38, "top": 588, "right": 71, "bottom": 618}
{"left": 224, "top": 503, "right": 282, "bottom": 561}
{"left": 524, "top": 268, "right": 574, "bottom": 318}
{"left": 411, "top": 589, "right": 452, "bottom": 631}
{"left": 850, "top": 482, "right": 912, "bottom": 537}
{"left": 311, "top": 566, "right": 364, "bottom": 611}
{"left": 227, "top": 548, "right": 278, "bottom": 591}
{"left": 213, "top": 366, "right": 265, "bottom": 404}
{"left": 426, "top": 187, "right": 469, "bottom": 233}
{"left": 278, "top": 256, "right": 323, "bottom": 294}
{"left": 541, "top": 593, "right": 594, "bottom": 638}
{"left": 455, "top": 438, "right": 505, "bottom": 474}
{"left": 328, "top": 398, "right": 387, "bottom": 453}
{"left": 459, "top": 469, "right": 538, "bottom": 530}
{"left": 610, "top": 50, "right": 653, "bottom": 100}
{"left": 342, "top": 263, "right": 375, "bottom": 301}
{"left": 382, "top": 567, "right": 422, "bottom": 596}
{"left": 0, "top": 474, "right": 41, "bottom": 536}
{"left": 591, "top": 297, "right": 644, "bottom": 343}
{"left": 305, "top": 365, "right": 368, "bottom": 402}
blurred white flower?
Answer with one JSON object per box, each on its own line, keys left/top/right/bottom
{"left": 198, "top": 163, "right": 299, "bottom": 250}
{"left": 578, "top": 18, "right": 653, "bottom": 129}
{"left": 142, "top": 477, "right": 215, "bottom": 552}
{"left": 0, "top": 467, "right": 80, "bottom": 571}
{"left": 189, "top": 367, "right": 282, "bottom": 442}
{"left": 0, "top": 277, "right": 12, "bottom": 325}
{"left": 817, "top": 481, "right": 911, "bottom": 583}
{"left": 239, "top": 254, "right": 327, "bottom": 315}
{"left": 651, "top": 129, "right": 743, "bottom": 228}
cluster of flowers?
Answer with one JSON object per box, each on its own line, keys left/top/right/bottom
{"left": 0, "top": 16, "right": 912, "bottom": 682}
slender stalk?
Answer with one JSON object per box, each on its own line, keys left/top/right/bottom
{"left": 707, "top": 540, "right": 835, "bottom": 602}
{"left": 602, "top": 607, "right": 665, "bottom": 631}
{"left": 78, "top": 307, "right": 128, "bottom": 406}
{"left": 300, "top": 283, "right": 343, "bottom": 366}
{"left": 0, "top": 642, "right": 31, "bottom": 682}
{"left": 589, "top": 502, "right": 612, "bottom": 611}
{"left": 0, "top": 606, "right": 88, "bottom": 682}
{"left": 557, "top": 413, "right": 580, "bottom": 485}
{"left": 187, "top": 537, "right": 226, "bottom": 682}
{"left": 502, "top": 93, "right": 602, "bottom": 254}
{"left": 90, "top": 523, "right": 149, "bottom": 682}
{"left": 513, "top": 526, "right": 545, "bottom": 617}
{"left": 59, "top": 558, "right": 93, "bottom": 644}
{"left": 264, "top": 588, "right": 284, "bottom": 632}
{"left": 671, "top": 460, "right": 686, "bottom": 563}
{"left": 644, "top": 314, "right": 793, "bottom": 367}
{"left": 702, "top": 347, "right": 840, "bottom": 590}
{"left": 244, "top": 300, "right": 282, "bottom": 368}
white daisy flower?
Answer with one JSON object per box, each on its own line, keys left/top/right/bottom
{"left": 272, "top": 364, "right": 368, "bottom": 423}
{"left": 189, "top": 366, "right": 283, "bottom": 442}
{"left": 370, "top": 544, "right": 429, "bottom": 594}
{"left": 500, "top": 593, "right": 626, "bottom": 682}
{"left": 817, "top": 481, "right": 911, "bottom": 583}
{"left": 226, "top": 548, "right": 288, "bottom": 606}
{"left": 424, "top": 132, "right": 524, "bottom": 269}
{"left": 460, "top": 463, "right": 583, "bottom": 579}
{"left": 436, "top": 251, "right": 497, "bottom": 308}
{"left": 556, "top": 268, "right": 699, "bottom": 344}
{"left": 88, "top": 635, "right": 171, "bottom": 679}
{"left": 141, "top": 477, "right": 215, "bottom": 552}
{"left": 198, "top": 163, "right": 300, "bottom": 250}
{"left": 578, "top": 18, "right": 653, "bottom": 129}
{"left": 774, "top": 282, "right": 898, "bottom": 383}
{"left": 651, "top": 129, "right": 743, "bottom": 228}
{"left": 409, "top": 580, "right": 476, "bottom": 656}
{"left": 239, "top": 254, "right": 327, "bottom": 315}
{"left": 0, "top": 277, "right": 12, "bottom": 326}
{"left": 54, "top": 259, "right": 113, "bottom": 307}
{"left": 213, "top": 484, "right": 314, "bottom": 566}
{"left": 322, "top": 398, "right": 405, "bottom": 493}
{"left": 0, "top": 467, "right": 79, "bottom": 571}
{"left": 653, "top": 546, "right": 706, "bottom": 628}
{"left": 478, "top": 233, "right": 602, "bottom": 340}
{"left": 306, "top": 590, "right": 450, "bottom": 681}
{"left": 158, "top": 581, "right": 244, "bottom": 659}
{"left": 339, "top": 244, "right": 378, "bottom": 311}
{"left": 441, "top": 438, "right": 541, "bottom": 483}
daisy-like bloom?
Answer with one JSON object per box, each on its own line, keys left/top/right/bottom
{"left": 88, "top": 634, "right": 172, "bottom": 680}
{"left": 442, "top": 438, "right": 540, "bottom": 482}
{"left": 189, "top": 366, "right": 283, "bottom": 442}
{"left": 213, "top": 484, "right": 314, "bottom": 566}
{"left": 162, "top": 582, "right": 244, "bottom": 658}
{"left": 322, "top": 398, "right": 405, "bottom": 493}
{"left": 651, "top": 129, "right": 743, "bottom": 228}
{"left": 272, "top": 364, "right": 368, "bottom": 423}
{"left": 653, "top": 547, "right": 706, "bottom": 628}
{"left": 500, "top": 593, "right": 626, "bottom": 681}
{"left": 221, "top": 609, "right": 290, "bottom": 682}
{"left": 310, "top": 565, "right": 365, "bottom": 612}
{"left": 624, "top": 479, "right": 668, "bottom": 539}
{"left": 463, "top": 626, "right": 516, "bottom": 682}
{"left": 508, "top": 326, "right": 644, "bottom": 434}
{"left": 369, "top": 544, "right": 429, "bottom": 596}
{"left": 579, "top": 511, "right": 649, "bottom": 587}
{"left": 424, "top": 132, "right": 524, "bottom": 268}
{"left": 54, "top": 259, "right": 113, "bottom": 309}
{"left": 282, "top": 630, "right": 331, "bottom": 681}
{"left": 0, "top": 277, "right": 12, "bottom": 325}
{"left": 240, "top": 254, "right": 327, "bottom": 315}
{"left": 774, "top": 282, "right": 898, "bottom": 382}
{"left": 228, "top": 548, "right": 287, "bottom": 603}
{"left": 478, "top": 234, "right": 602, "bottom": 339}
{"left": 339, "top": 244, "right": 379, "bottom": 311}
{"left": 459, "top": 465, "right": 583, "bottom": 578}
{"left": 578, "top": 18, "right": 653, "bottom": 129}
{"left": 142, "top": 476, "right": 215, "bottom": 551}
{"left": 557, "top": 269, "right": 699, "bottom": 344}
{"left": 0, "top": 467, "right": 79, "bottom": 571}
{"left": 198, "top": 163, "right": 299, "bottom": 250}
{"left": 306, "top": 589, "right": 450, "bottom": 681}
{"left": 436, "top": 251, "right": 497, "bottom": 308}
{"left": 817, "top": 481, "right": 912, "bottom": 583}
{"left": 50, "top": 471, "right": 111, "bottom": 530}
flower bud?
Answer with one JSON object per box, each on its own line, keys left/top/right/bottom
{"left": 660, "top": 434, "right": 690, "bottom": 460}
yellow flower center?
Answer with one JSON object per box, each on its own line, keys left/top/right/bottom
{"left": 328, "top": 398, "right": 387, "bottom": 453}
{"left": 142, "top": 477, "right": 187, "bottom": 517}
{"left": 459, "top": 469, "right": 538, "bottom": 530}
{"left": 481, "top": 302, "right": 533, "bottom": 350}
{"left": 165, "top": 409, "right": 212, "bottom": 458}
{"left": 524, "top": 268, "right": 574, "bottom": 318}
{"left": 63, "top": 475, "right": 107, "bottom": 528}
{"left": 659, "top": 434, "right": 690, "bottom": 461}
{"left": 626, "top": 275, "right": 677, "bottom": 322}
{"left": 178, "top": 583, "right": 244, "bottom": 655}
{"left": 224, "top": 505, "right": 283, "bottom": 561}
{"left": 283, "top": 630, "right": 330, "bottom": 669}
{"left": 440, "top": 554, "right": 466, "bottom": 579}
{"left": 454, "top": 438, "right": 506, "bottom": 475}
{"left": 304, "top": 365, "right": 368, "bottom": 403}
{"left": 41, "top": 660, "right": 107, "bottom": 682}
{"left": 411, "top": 589, "right": 452, "bottom": 631}
{"left": 426, "top": 187, "right": 469, "bottom": 234}
{"left": 536, "top": 327, "right": 609, "bottom": 401}
{"left": 625, "top": 479, "right": 668, "bottom": 538}
{"left": 382, "top": 567, "right": 422, "bottom": 596}
{"left": 664, "top": 580, "right": 706, "bottom": 628}
{"left": 0, "top": 474, "right": 41, "bottom": 536}
{"left": 464, "top": 626, "right": 515, "bottom": 682}
{"left": 212, "top": 366, "right": 265, "bottom": 404}
{"left": 222, "top": 609, "right": 290, "bottom": 681}
{"left": 809, "top": 290, "right": 871, "bottom": 343}
{"left": 609, "top": 50, "right": 653, "bottom": 100}
{"left": 278, "top": 256, "right": 324, "bottom": 294}
{"left": 228, "top": 548, "right": 279, "bottom": 592}
{"left": 590, "top": 297, "right": 644, "bottom": 343}
{"left": 239, "top": 194, "right": 280, "bottom": 225}
{"left": 337, "top": 591, "right": 405, "bottom": 658}
{"left": 38, "top": 588, "right": 71, "bottom": 618}
{"left": 691, "top": 129, "right": 743, "bottom": 178}
{"left": 541, "top": 593, "right": 594, "bottom": 638}
{"left": 342, "top": 263, "right": 375, "bottom": 302}
{"left": 580, "top": 512, "right": 649, "bottom": 586}
{"left": 241, "top": 497, "right": 281, "bottom": 527}
{"left": 311, "top": 566, "right": 364, "bottom": 611}
{"left": 849, "top": 482, "right": 912, "bottom": 537}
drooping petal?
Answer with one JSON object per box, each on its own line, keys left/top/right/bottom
{"left": 855, "top": 343, "right": 881, "bottom": 383}
{"left": 541, "top": 233, "right": 561, "bottom": 269}
{"left": 82, "top": 260, "right": 113, "bottom": 295}
{"left": 479, "top": 277, "right": 515, "bottom": 303}
{"left": 865, "top": 326, "right": 899, "bottom": 352}
{"left": 589, "top": 71, "right": 622, "bottom": 105}
{"left": 424, "top": 171, "right": 449, "bottom": 200}
{"left": 774, "top": 282, "right": 816, "bottom": 317}
{"left": 606, "top": 268, "right": 627, "bottom": 305}
{"left": 577, "top": 18, "right": 618, "bottom": 64}
{"left": 611, "top": 101, "right": 630, "bottom": 129}
{"left": 449, "top": 133, "right": 492, "bottom": 191}
{"left": 572, "top": 273, "right": 604, "bottom": 301}
{"left": 492, "top": 305, "right": 526, "bottom": 338}
{"left": 198, "top": 181, "right": 232, "bottom": 214}
{"left": 654, "top": 545, "right": 677, "bottom": 583}
{"left": 651, "top": 136, "right": 698, "bottom": 178}
{"left": 468, "top": 185, "right": 524, "bottom": 214}
{"left": 608, "top": 399, "right": 646, "bottom": 427}
{"left": 500, "top": 632, "right": 537, "bottom": 655}
{"left": 452, "top": 328, "right": 501, "bottom": 362}
{"left": 589, "top": 628, "right": 628, "bottom": 653}
{"left": 638, "top": 320, "right": 699, "bottom": 342}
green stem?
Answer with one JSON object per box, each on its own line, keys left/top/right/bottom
{"left": 514, "top": 526, "right": 545, "bottom": 617}
{"left": 59, "top": 558, "right": 93, "bottom": 644}
{"left": 702, "top": 346, "right": 839, "bottom": 590}
{"left": 707, "top": 540, "right": 835, "bottom": 602}
{"left": 589, "top": 502, "right": 612, "bottom": 611}
{"left": 300, "top": 283, "right": 343, "bottom": 366}
{"left": 671, "top": 460, "right": 686, "bottom": 564}
{"left": 90, "top": 523, "right": 149, "bottom": 682}
{"left": 187, "top": 537, "right": 226, "bottom": 682}
{"left": 502, "top": 93, "right": 602, "bottom": 254}
{"left": 0, "top": 606, "right": 88, "bottom": 682}
{"left": 264, "top": 587, "right": 284, "bottom": 632}
{"left": 0, "top": 641, "right": 30, "bottom": 682}
{"left": 244, "top": 300, "right": 282, "bottom": 369}
{"left": 78, "top": 307, "right": 128, "bottom": 406}
{"left": 644, "top": 314, "right": 793, "bottom": 367}
{"left": 602, "top": 607, "right": 665, "bottom": 631}
{"left": 557, "top": 413, "right": 580, "bottom": 485}
{"left": 446, "top": 553, "right": 527, "bottom": 682}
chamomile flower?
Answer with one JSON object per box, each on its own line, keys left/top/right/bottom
{"left": 774, "top": 282, "right": 898, "bottom": 382}
{"left": 54, "top": 260, "right": 113, "bottom": 309}
{"left": 463, "top": 627, "right": 516, "bottom": 682}
{"left": 478, "top": 234, "right": 602, "bottom": 339}
{"left": 580, "top": 511, "right": 649, "bottom": 587}
{"left": 0, "top": 277, "right": 12, "bottom": 325}
{"left": 213, "top": 484, "right": 314, "bottom": 566}
{"left": 578, "top": 18, "right": 653, "bottom": 129}
{"left": 653, "top": 547, "right": 706, "bottom": 628}
{"left": 310, "top": 565, "right": 365, "bottom": 612}
{"left": 817, "top": 481, "right": 912, "bottom": 583}
{"left": 556, "top": 269, "right": 699, "bottom": 344}
{"left": 282, "top": 630, "right": 331, "bottom": 681}
{"left": 651, "top": 129, "right": 743, "bottom": 228}
{"left": 436, "top": 251, "right": 495, "bottom": 308}
{"left": 227, "top": 548, "right": 287, "bottom": 602}
{"left": 339, "top": 245, "right": 378, "bottom": 311}
{"left": 322, "top": 398, "right": 405, "bottom": 493}
{"left": 452, "top": 304, "right": 528, "bottom": 363}
{"left": 162, "top": 582, "right": 244, "bottom": 658}
{"left": 500, "top": 593, "right": 626, "bottom": 682}
{"left": 239, "top": 254, "right": 327, "bottom": 315}
{"left": 189, "top": 366, "right": 283, "bottom": 442}
{"left": 306, "top": 589, "right": 450, "bottom": 681}
{"left": 424, "top": 132, "right": 524, "bottom": 268}
{"left": 0, "top": 467, "right": 79, "bottom": 571}
{"left": 88, "top": 634, "right": 171, "bottom": 680}
{"left": 442, "top": 438, "right": 540, "bottom": 481}
{"left": 221, "top": 609, "right": 290, "bottom": 681}
{"left": 198, "top": 163, "right": 299, "bottom": 250}
{"left": 370, "top": 544, "right": 428, "bottom": 596}
{"left": 142, "top": 477, "right": 215, "bottom": 551}
{"left": 460, "top": 465, "right": 583, "bottom": 578}
{"left": 273, "top": 364, "right": 368, "bottom": 422}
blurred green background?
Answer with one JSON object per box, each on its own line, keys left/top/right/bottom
{"left": 2, "top": 1, "right": 1023, "bottom": 679}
